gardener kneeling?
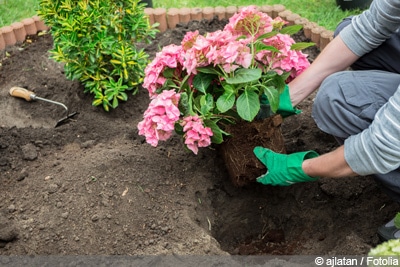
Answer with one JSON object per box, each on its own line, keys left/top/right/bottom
{"left": 254, "top": 0, "right": 400, "bottom": 242}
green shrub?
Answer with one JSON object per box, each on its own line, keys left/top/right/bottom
{"left": 38, "top": 0, "right": 158, "bottom": 111}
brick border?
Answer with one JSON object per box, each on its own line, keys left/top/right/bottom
{"left": 0, "top": 5, "right": 333, "bottom": 52}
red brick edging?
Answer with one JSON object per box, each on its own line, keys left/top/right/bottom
{"left": 0, "top": 15, "right": 49, "bottom": 51}
{"left": 0, "top": 5, "right": 333, "bottom": 52}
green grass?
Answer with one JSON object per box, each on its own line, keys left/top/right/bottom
{"left": 0, "top": 0, "right": 40, "bottom": 27}
{"left": 0, "top": 0, "right": 362, "bottom": 30}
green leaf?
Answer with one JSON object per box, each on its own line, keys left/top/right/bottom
{"left": 196, "top": 67, "right": 221, "bottom": 75}
{"left": 268, "top": 73, "right": 287, "bottom": 93}
{"left": 291, "top": 42, "right": 315, "bottom": 50}
{"left": 280, "top": 24, "right": 303, "bottom": 35}
{"left": 254, "top": 43, "right": 281, "bottom": 54}
{"left": 103, "top": 100, "right": 110, "bottom": 112}
{"left": 117, "top": 92, "right": 128, "bottom": 101}
{"left": 200, "top": 94, "right": 214, "bottom": 115}
{"left": 112, "top": 96, "right": 119, "bottom": 108}
{"left": 92, "top": 98, "right": 103, "bottom": 106}
{"left": 178, "top": 92, "right": 191, "bottom": 116}
{"left": 174, "top": 122, "right": 184, "bottom": 136}
{"left": 236, "top": 34, "right": 248, "bottom": 40}
{"left": 162, "top": 67, "right": 175, "bottom": 78}
{"left": 236, "top": 89, "right": 260, "bottom": 121}
{"left": 279, "top": 71, "right": 292, "bottom": 84}
{"left": 110, "top": 59, "right": 121, "bottom": 65}
{"left": 394, "top": 213, "right": 400, "bottom": 229}
{"left": 203, "top": 120, "right": 224, "bottom": 144}
{"left": 225, "top": 68, "right": 262, "bottom": 84}
{"left": 216, "top": 84, "right": 235, "bottom": 113}
{"left": 256, "top": 31, "right": 278, "bottom": 41}
{"left": 193, "top": 73, "right": 215, "bottom": 94}
{"left": 263, "top": 86, "right": 280, "bottom": 113}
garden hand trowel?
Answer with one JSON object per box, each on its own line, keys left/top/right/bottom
{"left": 9, "top": 86, "right": 78, "bottom": 127}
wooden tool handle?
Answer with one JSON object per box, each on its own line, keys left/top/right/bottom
{"left": 9, "top": 86, "right": 35, "bottom": 101}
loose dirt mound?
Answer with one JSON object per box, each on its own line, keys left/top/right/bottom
{"left": 0, "top": 17, "right": 398, "bottom": 256}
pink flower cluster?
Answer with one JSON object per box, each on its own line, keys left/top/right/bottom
{"left": 180, "top": 116, "right": 213, "bottom": 155}
{"left": 137, "top": 89, "right": 213, "bottom": 154}
{"left": 255, "top": 33, "right": 310, "bottom": 81}
{"left": 224, "top": 6, "right": 274, "bottom": 39}
{"left": 138, "top": 90, "right": 181, "bottom": 147}
{"left": 142, "top": 44, "right": 184, "bottom": 97}
{"left": 179, "top": 29, "right": 254, "bottom": 75}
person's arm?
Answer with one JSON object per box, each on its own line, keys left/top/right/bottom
{"left": 289, "top": 36, "right": 359, "bottom": 106}
{"left": 344, "top": 88, "right": 400, "bottom": 175}
{"left": 302, "top": 145, "right": 357, "bottom": 178}
{"left": 253, "top": 144, "right": 358, "bottom": 186}
{"left": 289, "top": 0, "right": 400, "bottom": 106}
{"left": 304, "top": 87, "right": 400, "bottom": 178}
{"left": 271, "top": 36, "right": 359, "bottom": 116}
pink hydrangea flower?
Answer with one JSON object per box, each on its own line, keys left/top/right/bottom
{"left": 224, "top": 6, "right": 273, "bottom": 39}
{"left": 255, "top": 33, "right": 310, "bottom": 81}
{"left": 180, "top": 116, "right": 213, "bottom": 155}
{"left": 181, "top": 30, "right": 200, "bottom": 50}
{"left": 271, "top": 17, "right": 288, "bottom": 30}
{"left": 182, "top": 34, "right": 211, "bottom": 75}
{"left": 137, "top": 90, "right": 181, "bottom": 146}
{"left": 143, "top": 44, "right": 184, "bottom": 97}
{"left": 215, "top": 42, "right": 252, "bottom": 73}
{"left": 205, "top": 30, "right": 237, "bottom": 49}
{"left": 203, "top": 30, "right": 252, "bottom": 72}
{"left": 204, "top": 30, "right": 236, "bottom": 64}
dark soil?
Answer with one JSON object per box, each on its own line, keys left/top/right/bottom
{"left": 0, "top": 17, "right": 398, "bottom": 256}
{"left": 220, "top": 114, "right": 286, "bottom": 187}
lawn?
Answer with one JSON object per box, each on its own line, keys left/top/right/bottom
{"left": 0, "top": 0, "right": 363, "bottom": 30}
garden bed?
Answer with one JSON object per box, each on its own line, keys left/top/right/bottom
{"left": 0, "top": 11, "right": 398, "bottom": 256}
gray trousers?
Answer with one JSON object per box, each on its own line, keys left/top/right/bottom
{"left": 312, "top": 17, "right": 400, "bottom": 201}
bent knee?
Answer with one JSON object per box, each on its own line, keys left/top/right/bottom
{"left": 312, "top": 71, "right": 360, "bottom": 138}
{"left": 313, "top": 72, "right": 344, "bottom": 115}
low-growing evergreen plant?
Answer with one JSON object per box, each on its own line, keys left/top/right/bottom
{"left": 38, "top": 0, "right": 158, "bottom": 111}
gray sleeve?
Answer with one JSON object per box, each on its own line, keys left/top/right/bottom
{"left": 339, "top": 0, "right": 400, "bottom": 57}
{"left": 344, "top": 87, "right": 400, "bottom": 175}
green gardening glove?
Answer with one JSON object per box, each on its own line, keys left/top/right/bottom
{"left": 259, "top": 85, "right": 301, "bottom": 118}
{"left": 253, "top": 146, "right": 319, "bottom": 186}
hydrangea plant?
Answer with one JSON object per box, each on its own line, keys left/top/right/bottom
{"left": 138, "top": 6, "right": 313, "bottom": 154}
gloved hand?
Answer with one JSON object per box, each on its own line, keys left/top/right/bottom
{"left": 253, "top": 146, "right": 319, "bottom": 186}
{"left": 260, "top": 84, "right": 301, "bottom": 118}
